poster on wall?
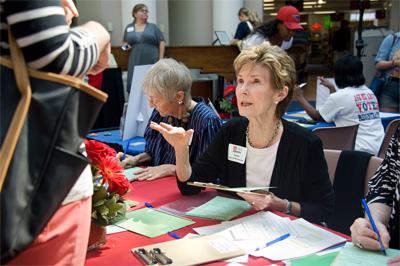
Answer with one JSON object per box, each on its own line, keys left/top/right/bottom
{"left": 123, "top": 64, "right": 153, "bottom": 140}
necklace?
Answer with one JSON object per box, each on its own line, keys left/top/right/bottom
{"left": 246, "top": 119, "right": 281, "bottom": 149}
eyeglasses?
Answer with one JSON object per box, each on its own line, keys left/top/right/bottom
{"left": 139, "top": 9, "right": 149, "bottom": 13}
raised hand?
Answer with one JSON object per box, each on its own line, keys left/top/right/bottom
{"left": 149, "top": 121, "right": 194, "bottom": 151}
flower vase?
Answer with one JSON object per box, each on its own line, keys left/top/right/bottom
{"left": 87, "top": 222, "right": 106, "bottom": 251}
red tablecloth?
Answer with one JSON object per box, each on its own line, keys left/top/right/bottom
{"left": 85, "top": 176, "right": 350, "bottom": 265}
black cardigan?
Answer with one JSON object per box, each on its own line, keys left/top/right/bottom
{"left": 177, "top": 117, "right": 334, "bottom": 224}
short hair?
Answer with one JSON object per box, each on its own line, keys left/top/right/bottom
{"left": 233, "top": 43, "right": 296, "bottom": 118}
{"left": 143, "top": 58, "right": 192, "bottom": 106}
{"left": 334, "top": 55, "right": 365, "bottom": 88}
{"left": 132, "top": 3, "right": 147, "bottom": 21}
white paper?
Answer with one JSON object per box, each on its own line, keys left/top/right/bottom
{"left": 225, "top": 254, "right": 249, "bottom": 263}
{"left": 123, "top": 64, "right": 154, "bottom": 140}
{"left": 106, "top": 225, "right": 126, "bottom": 234}
{"left": 316, "top": 78, "right": 338, "bottom": 110}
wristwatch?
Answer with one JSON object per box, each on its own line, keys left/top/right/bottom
{"left": 285, "top": 200, "right": 292, "bottom": 214}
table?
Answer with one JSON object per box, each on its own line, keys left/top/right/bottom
{"left": 283, "top": 111, "right": 400, "bottom": 131}
{"left": 87, "top": 128, "right": 145, "bottom": 155}
{"left": 85, "top": 176, "right": 350, "bottom": 265}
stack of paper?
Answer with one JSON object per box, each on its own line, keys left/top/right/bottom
{"left": 193, "top": 212, "right": 346, "bottom": 261}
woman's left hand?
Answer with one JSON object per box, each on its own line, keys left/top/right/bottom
{"left": 133, "top": 164, "right": 176, "bottom": 181}
{"left": 61, "top": 0, "right": 79, "bottom": 26}
{"left": 237, "top": 192, "right": 286, "bottom": 212}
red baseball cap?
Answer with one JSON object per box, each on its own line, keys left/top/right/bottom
{"left": 277, "top": 6, "right": 303, "bottom": 30}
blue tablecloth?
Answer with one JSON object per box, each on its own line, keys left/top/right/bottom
{"left": 87, "top": 128, "right": 145, "bottom": 155}
{"left": 283, "top": 111, "right": 400, "bottom": 131}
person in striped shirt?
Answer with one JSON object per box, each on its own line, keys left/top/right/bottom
{"left": 118, "top": 58, "right": 222, "bottom": 181}
{"left": 1, "top": 0, "right": 110, "bottom": 265}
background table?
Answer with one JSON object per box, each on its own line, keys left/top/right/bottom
{"left": 87, "top": 128, "right": 145, "bottom": 155}
{"left": 85, "top": 177, "right": 350, "bottom": 265}
{"left": 284, "top": 111, "right": 400, "bottom": 131}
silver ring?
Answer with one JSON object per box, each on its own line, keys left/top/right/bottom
{"left": 356, "top": 242, "right": 363, "bottom": 249}
{"left": 251, "top": 201, "right": 255, "bottom": 205}
{"left": 147, "top": 174, "right": 152, "bottom": 178}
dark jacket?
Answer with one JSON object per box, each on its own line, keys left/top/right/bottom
{"left": 178, "top": 117, "right": 334, "bottom": 224}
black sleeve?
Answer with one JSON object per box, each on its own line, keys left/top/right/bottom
{"left": 300, "top": 138, "right": 334, "bottom": 223}
{"left": 234, "top": 22, "right": 251, "bottom": 40}
{"left": 177, "top": 123, "right": 228, "bottom": 195}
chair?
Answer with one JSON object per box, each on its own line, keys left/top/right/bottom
{"left": 324, "top": 149, "right": 383, "bottom": 235}
{"left": 313, "top": 124, "right": 359, "bottom": 150}
{"left": 377, "top": 119, "right": 400, "bottom": 159}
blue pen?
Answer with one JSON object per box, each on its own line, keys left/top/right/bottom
{"left": 121, "top": 140, "right": 130, "bottom": 161}
{"left": 361, "top": 199, "right": 387, "bottom": 256}
{"left": 144, "top": 202, "right": 154, "bottom": 208}
{"left": 255, "top": 233, "right": 290, "bottom": 251}
{"left": 168, "top": 232, "right": 181, "bottom": 239}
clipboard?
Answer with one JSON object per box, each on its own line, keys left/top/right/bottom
{"left": 187, "top": 182, "right": 274, "bottom": 196}
{"left": 132, "top": 234, "right": 246, "bottom": 266}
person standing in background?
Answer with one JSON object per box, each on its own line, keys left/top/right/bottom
{"left": 1, "top": 0, "right": 110, "bottom": 264}
{"left": 331, "top": 20, "right": 352, "bottom": 63}
{"left": 122, "top": 3, "right": 165, "bottom": 93}
{"left": 241, "top": 5, "right": 303, "bottom": 51}
{"left": 231, "top": 7, "right": 261, "bottom": 47}
{"left": 374, "top": 32, "right": 400, "bottom": 113}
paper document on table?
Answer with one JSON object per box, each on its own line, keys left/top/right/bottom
{"left": 252, "top": 218, "right": 346, "bottom": 260}
{"left": 188, "top": 182, "right": 273, "bottom": 195}
{"left": 124, "top": 167, "right": 142, "bottom": 182}
{"left": 332, "top": 242, "right": 400, "bottom": 266}
{"left": 115, "top": 208, "right": 194, "bottom": 238}
{"left": 316, "top": 78, "right": 338, "bottom": 110}
{"left": 185, "top": 196, "right": 251, "bottom": 221}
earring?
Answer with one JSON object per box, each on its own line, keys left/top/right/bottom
{"left": 178, "top": 100, "right": 183, "bottom": 105}
{"left": 274, "top": 101, "right": 279, "bottom": 104}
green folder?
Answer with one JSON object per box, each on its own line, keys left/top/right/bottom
{"left": 185, "top": 196, "right": 251, "bottom": 221}
{"left": 291, "top": 251, "right": 339, "bottom": 266}
{"left": 332, "top": 242, "right": 400, "bottom": 266}
{"left": 115, "top": 208, "right": 195, "bottom": 238}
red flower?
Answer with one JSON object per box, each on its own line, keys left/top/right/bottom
{"left": 97, "top": 156, "right": 129, "bottom": 196}
{"left": 85, "top": 140, "right": 116, "bottom": 166}
{"left": 223, "top": 85, "right": 236, "bottom": 97}
{"left": 231, "top": 95, "right": 237, "bottom": 107}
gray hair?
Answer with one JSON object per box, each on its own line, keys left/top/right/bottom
{"left": 143, "top": 58, "right": 192, "bottom": 106}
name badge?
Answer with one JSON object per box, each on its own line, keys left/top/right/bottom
{"left": 228, "top": 144, "right": 247, "bottom": 164}
{"left": 127, "top": 26, "right": 134, "bottom": 32}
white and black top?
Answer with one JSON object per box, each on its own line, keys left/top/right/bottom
{"left": 0, "top": 0, "right": 99, "bottom": 76}
{"left": 1, "top": 0, "right": 100, "bottom": 205}
{"left": 366, "top": 126, "right": 400, "bottom": 248}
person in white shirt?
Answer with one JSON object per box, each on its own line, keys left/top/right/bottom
{"left": 294, "top": 55, "right": 384, "bottom": 155}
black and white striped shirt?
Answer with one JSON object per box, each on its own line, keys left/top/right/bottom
{"left": 0, "top": 0, "right": 99, "bottom": 76}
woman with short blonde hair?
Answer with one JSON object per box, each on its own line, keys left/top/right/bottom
{"left": 151, "top": 43, "right": 334, "bottom": 224}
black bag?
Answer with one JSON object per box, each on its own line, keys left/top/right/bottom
{"left": 0, "top": 33, "right": 107, "bottom": 263}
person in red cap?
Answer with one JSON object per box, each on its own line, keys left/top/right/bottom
{"left": 241, "top": 5, "right": 303, "bottom": 50}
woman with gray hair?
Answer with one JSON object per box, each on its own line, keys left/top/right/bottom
{"left": 118, "top": 58, "right": 222, "bottom": 180}
{"left": 151, "top": 44, "right": 334, "bottom": 224}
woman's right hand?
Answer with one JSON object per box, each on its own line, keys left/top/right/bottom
{"left": 350, "top": 217, "right": 391, "bottom": 251}
{"left": 149, "top": 122, "right": 194, "bottom": 151}
{"left": 116, "top": 153, "right": 138, "bottom": 168}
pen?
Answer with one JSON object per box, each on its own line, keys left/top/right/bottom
{"left": 144, "top": 202, "right": 154, "bottom": 208}
{"left": 167, "top": 231, "right": 181, "bottom": 239}
{"left": 255, "top": 233, "right": 290, "bottom": 251}
{"left": 121, "top": 140, "right": 130, "bottom": 161}
{"left": 361, "top": 199, "right": 387, "bottom": 256}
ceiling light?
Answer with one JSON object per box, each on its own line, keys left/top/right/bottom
{"left": 313, "top": 11, "right": 335, "bottom": 14}
{"left": 304, "top": 1, "right": 317, "bottom": 4}
{"left": 264, "top": 7, "right": 275, "bottom": 10}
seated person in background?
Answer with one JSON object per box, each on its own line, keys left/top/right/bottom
{"left": 150, "top": 43, "right": 334, "bottom": 224}
{"left": 350, "top": 126, "right": 400, "bottom": 264}
{"left": 231, "top": 7, "right": 260, "bottom": 46}
{"left": 118, "top": 58, "right": 222, "bottom": 180}
{"left": 293, "top": 55, "right": 384, "bottom": 155}
{"left": 241, "top": 6, "right": 302, "bottom": 50}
